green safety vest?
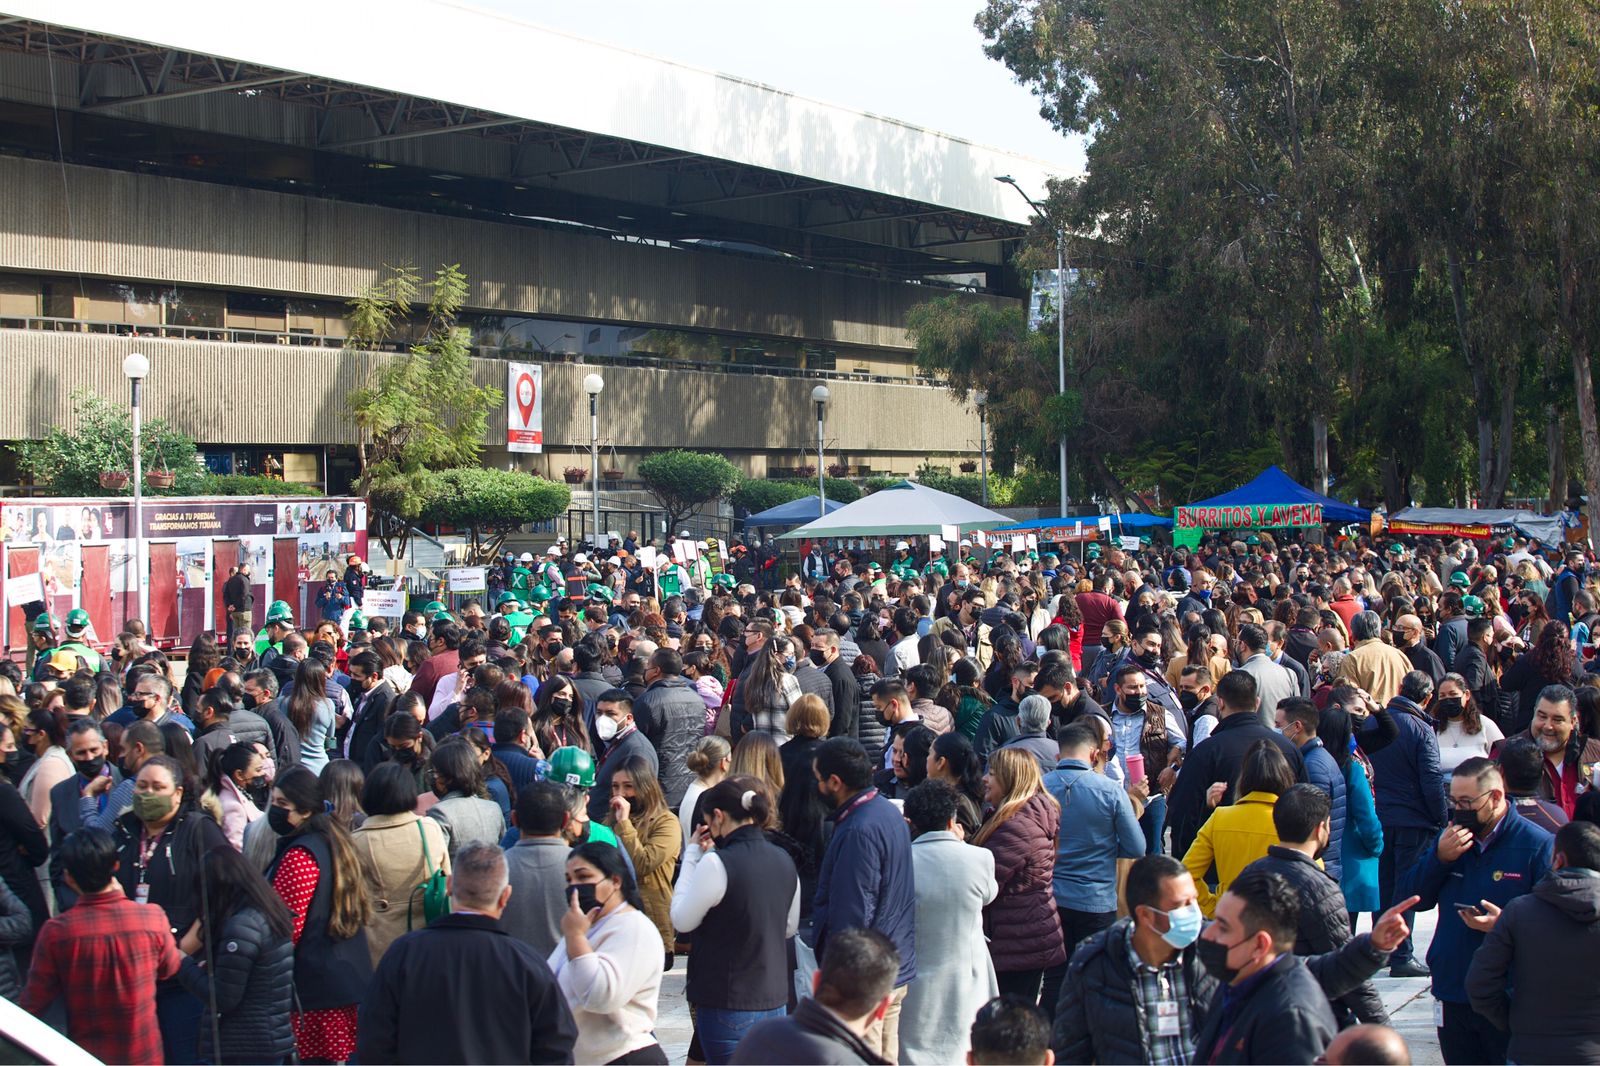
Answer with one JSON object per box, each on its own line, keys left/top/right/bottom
{"left": 56, "top": 641, "right": 103, "bottom": 673}
{"left": 510, "top": 567, "right": 532, "bottom": 591}
{"left": 586, "top": 822, "right": 619, "bottom": 848}
{"left": 254, "top": 627, "right": 283, "bottom": 657}
{"left": 503, "top": 609, "right": 535, "bottom": 646}
{"left": 657, "top": 569, "right": 682, "bottom": 597}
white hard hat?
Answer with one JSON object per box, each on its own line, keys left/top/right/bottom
{"left": 678, "top": 530, "right": 691, "bottom": 538}
{"left": 573, "top": 552, "right": 589, "bottom": 564}
{"left": 959, "top": 539, "right": 972, "bottom": 547}
{"left": 895, "top": 541, "right": 909, "bottom": 551}
{"left": 545, "top": 546, "right": 561, "bottom": 556}
{"left": 519, "top": 552, "right": 534, "bottom": 563}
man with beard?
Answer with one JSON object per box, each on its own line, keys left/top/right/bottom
{"left": 48, "top": 719, "right": 121, "bottom": 910}
{"left": 1504, "top": 684, "right": 1600, "bottom": 819}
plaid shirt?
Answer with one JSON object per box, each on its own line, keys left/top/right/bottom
{"left": 21, "top": 886, "right": 183, "bottom": 1065}
{"left": 1123, "top": 922, "right": 1195, "bottom": 1066}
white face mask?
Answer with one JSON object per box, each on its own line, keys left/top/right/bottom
{"left": 595, "top": 716, "right": 620, "bottom": 742}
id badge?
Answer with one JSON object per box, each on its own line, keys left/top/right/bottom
{"left": 1154, "top": 998, "right": 1181, "bottom": 1037}
{"left": 1433, "top": 998, "right": 1444, "bottom": 1027}
{"left": 134, "top": 883, "right": 150, "bottom": 905}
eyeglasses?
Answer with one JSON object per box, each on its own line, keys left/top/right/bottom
{"left": 1449, "top": 792, "right": 1490, "bottom": 809}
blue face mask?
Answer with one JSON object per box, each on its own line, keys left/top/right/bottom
{"left": 1195, "top": 589, "right": 1212, "bottom": 602}
{"left": 1158, "top": 901, "right": 1203, "bottom": 949}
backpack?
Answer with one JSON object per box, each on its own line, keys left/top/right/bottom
{"left": 408, "top": 819, "right": 449, "bottom": 930}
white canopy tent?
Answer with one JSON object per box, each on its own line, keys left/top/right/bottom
{"left": 777, "top": 481, "right": 1012, "bottom": 539}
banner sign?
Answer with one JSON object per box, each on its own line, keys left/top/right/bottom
{"left": 2, "top": 499, "right": 364, "bottom": 542}
{"left": 447, "top": 567, "right": 487, "bottom": 592}
{"left": 971, "top": 525, "right": 1098, "bottom": 548}
{"left": 362, "top": 589, "right": 407, "bottom": 618}
{"left": 1388, "top": 520, "right": 1493, "bottom": 538}
{"left": 506, "top": 362, "right": 543, "bottom": 454}
{"left": 1174, "top": 503, "right": 1323, "bottom": 530}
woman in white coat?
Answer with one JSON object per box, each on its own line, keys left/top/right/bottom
{"left": 897, "top": 780, "right": 999, "bottom": 1065}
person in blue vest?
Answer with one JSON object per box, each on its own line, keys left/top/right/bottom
{"left": 1398, "top": 756, "right": 1554, "bottom": 1066}
{"left": 1274, "top": 698, "right": 1345, "bottom": 882}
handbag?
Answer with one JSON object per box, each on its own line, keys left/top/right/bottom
{"left": 408, "top": 818, "right": 449, "bottom": 930}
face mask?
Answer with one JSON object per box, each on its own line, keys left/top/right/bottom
{"left": 568, "top": 882, "right": 599, "bottom": 913}
{"left": 595, "top": 716, "right": 620, "bottom": 742}
{"left": 809, "top": 649, "right": 830, "bottom": 668}
{"left": 1197, "top": 933, "right": 1245, "bottom": 983}
{"left": 267, "top": 805, "right": 299, "bottom": 836}
{"left": 550, "top": 698, "right": 573, "bottom": 714}
{"left": 1157, "top": 902, "right": 1203, "bottom": 949}
{"left": 390, "top": 746, "right": 418, "bottom": 767}
{"left": 1435, "top": 698, "right": 1464, "bottom": 720}
{"left": 1195, "top": 589, "right": 1212, "bottom": 602}
{"left": 1135, "top": 650, "right": 1160, "bottom": 669}
{"left": 74, "top": 756, "right": 106, "bottom": 780}
{"left": 955, "top": 580, "right": 969, "bottom": 589}
{"left": 1122, "top": 692, "right": 1148, "bottom": 715}
{"left": 245, "top": 779, "right": 271, "bottom": 809}
{"left": 1450, "top": 805, "right": 1482, "bottom": 835}
{"left": 132, "top": 792, "right": 175, "bottom": 824}
{"left": 1178, "top": 691, "right": 1200, "bottom": 713}
{"left": 783, "top": 656, "right": 797, "bottom": 671}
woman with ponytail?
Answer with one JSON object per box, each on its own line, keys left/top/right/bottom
{"left": 670, "top": 776, "right": 800, "bottom": 1065}
{"left": 266, "top": 764, "right": 373, "bottom": 1062}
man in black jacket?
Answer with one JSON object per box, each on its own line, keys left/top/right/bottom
{"left": 810, "top": 628, "right": 860, "bottom": 738}
{"left": 1242, "top": 784, "right": 1389, "bottom": 1027}
{"left": 733, "top": 927, "right": 896, "bottom": 1065}
{"left": 358, "top": 842, "right": 576, "bottom": 1064}
{"left": 1167, "top": 670, "right": 1306, "bottom": 859}
{"left": 344, "top": 651, "right": 394, "bottom": 768}
{"left": 1451, "top": 617, "right": 1501, "bottom": 725}
{"left": 223, "top": 562, "right": 254, "bottom": 643}
{"left": 1193, "top": 868, "right": 1341, "bottom": 1064}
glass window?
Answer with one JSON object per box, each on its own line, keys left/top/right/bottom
{"left": 226, "top": 291, "right": 287, "bottom": 331}
{"left": 164, "top": 288, "right": 224, "bottom": 329}
{"left": 0, "top": 274, "right": 39, "bottom": 317}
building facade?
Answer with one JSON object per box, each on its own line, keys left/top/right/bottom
{"left": 0, "top": 3, "right": 1060, "bottom": 494}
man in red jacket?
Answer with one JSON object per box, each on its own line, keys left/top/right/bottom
{"left": 407, "top": 618, "right": 462, "bottom": 706}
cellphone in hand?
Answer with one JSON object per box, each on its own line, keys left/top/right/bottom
{"left": 1453, "top": 901, "right": 1481, "bottom": 915}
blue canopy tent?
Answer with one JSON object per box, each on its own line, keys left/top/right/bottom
{"left": 1176, "top": 465, "right": 1371, "bottom": 530}
{"left": 744, "top": 495, "right": 846, "bottom": 527}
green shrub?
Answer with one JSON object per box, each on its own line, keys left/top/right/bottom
{"left": 200, "top": 474, "right": 322, "bottom": 497}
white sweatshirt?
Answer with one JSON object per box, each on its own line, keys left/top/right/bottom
{"left": 547, "top": 905, "right": 663, "bottom": 1065}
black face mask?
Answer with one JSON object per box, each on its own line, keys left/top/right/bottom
{"left": 568, "top": 883, "right": 599, "bottom": 914}
{"left": 1435, "top": 698, "right": 1464, "bottom": 720}
{"left": 1197, "top": 935, "right": 1243, "bottom": 983}
{"left": 73, "top": 756, "right": 105, "bottom": 780}
{"left": 808, "top": 649, "right": 830, "bottom": 668}
{"left": 1451, "top": 805, "right": 1483, "bottom": 835}
{"left": 389, "top": 747, "right": 419, "bottom": 767}
{"left": 1134, "top": 650, "right": 1161, "bottom": 669}
{"left": 266, "top": 806, "right": 297, "bottom": 836}
{"left": 1122, "top": 692, "right": 1149, "bottom": 715}
{"left": 1179, "top": 691, "right": 1200, "bottom": 713}
{"left": 245, "top": 780, "right": 271, "bottom": 809}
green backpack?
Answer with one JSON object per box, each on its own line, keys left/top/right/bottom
{"left": 408, "top": 819, "right": 449, "bottom": 930}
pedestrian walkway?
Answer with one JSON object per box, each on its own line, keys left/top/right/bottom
{"left": 650, "top": 911, "right": 1446, "bottom": 1064}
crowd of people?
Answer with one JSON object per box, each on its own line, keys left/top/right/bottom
{"left": 1, "top": 528, "right": 1599, "bottom": 1064}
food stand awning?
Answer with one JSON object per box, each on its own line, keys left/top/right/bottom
{"left": 1175, "top": 466, "right": 1371, "bottom": 531}
{"left": 777, "top": 481, "right": 1013, "bottom": 539}
{"left": 1388, "top": 507, "right": 1563, "bottom": 543}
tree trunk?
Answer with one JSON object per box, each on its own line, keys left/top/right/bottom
{"left": 1446, "top": 245, "right": 1498, "bottom": 497}
{"left": 1548, "top": 404, "right": 1568, "bottom": 514}
{"left": 1380, "top": 452, "right": 1410, "bottom": 514}
{"left": 1483, "top": 362, "right": 1519, "bottom": 506}
{"left": 1559, "top": 237, "right": 1600, "bottom": 547}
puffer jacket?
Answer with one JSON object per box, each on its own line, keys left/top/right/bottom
{"left": 979, "top": 791, "right": 1066, "bottom": 973}
{"left": 177, "top": 904, "right": 295, "bottom": 1062}
{"left": 855, "top": 673, "right": 887, "bottom": 759}
{"left": 1244, "top": 847, "right": 1388, "bottom": 1026}
{"left": 0, "top": 876, "right": 31, "bottom": 1001}
{"left": 1300, "top": 737, "right": 1346, "bottom": 881}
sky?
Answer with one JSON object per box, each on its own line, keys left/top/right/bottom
{"left": 469, "top": 0, "right": 1086, "bottom": 177}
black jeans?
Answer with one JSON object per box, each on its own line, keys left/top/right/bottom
{"left": 1040, "top": 908, "right": 1117, "bottom": 1021}
{"left": 995, "top": 968, "right": 1044, "bottom": 1006}
{"left": 608, "top": 1044, "right": 669, "bottom": 1065}
{"left": 1375, "top": 825, "right": 1436, "bottom": 964}
{"left": 1438, "top": 1000, "right": 1509, "bottom": 1066}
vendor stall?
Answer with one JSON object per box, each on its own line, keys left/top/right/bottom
{"left": 777, "top": 480, "right": 1012, "bottom": 540}
{"left": 1173, "top": 466, "right": 1370, "bottom": 546}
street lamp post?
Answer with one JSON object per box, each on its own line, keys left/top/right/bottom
{"left": 996, "top": 175, "right": 1071, "bottom": 517}
{"left": 583, "top": 373, "right": 604, "bottom": 550}
{"left": 122, "top": 351, "right": 150, "bottom": 625}
{"left": 811, "top": 385, "right": 830, "bottom": 519}
{"left": 975, "top": 390, "right": 989, "bottom": 506}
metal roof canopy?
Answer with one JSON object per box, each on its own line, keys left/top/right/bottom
{"left": 0, "top": 1, "right": 1065, "bottom": 280}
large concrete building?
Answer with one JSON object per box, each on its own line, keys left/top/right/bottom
{"left": 0, "top": 2, "right": 1060, "bottom": 508}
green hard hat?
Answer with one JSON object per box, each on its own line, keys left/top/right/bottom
{"left": 585, "top": 583, "right": 614, "bottom": 604}
{"left": 347, "top": 610, "right": 368, "bottom": 632}
{"left": 1449, "top": 572, "right": 1471, "bottom": 588}
{"left": 265, "top": 600, "right": 294, "bottom": 625}
{"left": 711, "top": 573, "right": 737, "bottom": 588}
{"left": 64, "top": 608, "right": 90, "bottom": 631}
{"left": 31, "top": 614, "right": 54, "bottom": 634}
{"left": 495, "top": 590, "right": 521, "bottom": 609}
{"left": 548, "top": 746, "right": 596, "bottom": 789}
{"left": 1245, "top": 534, "right": 1261, "bottom": 546}
{"left": 1462, "top": 594, "right": 1485, "bottom": 616}
{"left": 529, "top": 586, "right": 553, "bottom": 604}
{"left": 422, "top": 600, "right": 447, "bottom": 617}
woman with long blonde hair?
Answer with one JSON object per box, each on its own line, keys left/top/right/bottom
{"left": 973, "top": 748, "right": 1065, "bottom": 1006}
{"left": 729, "top": 731, "right": 785, "bottom": 828}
